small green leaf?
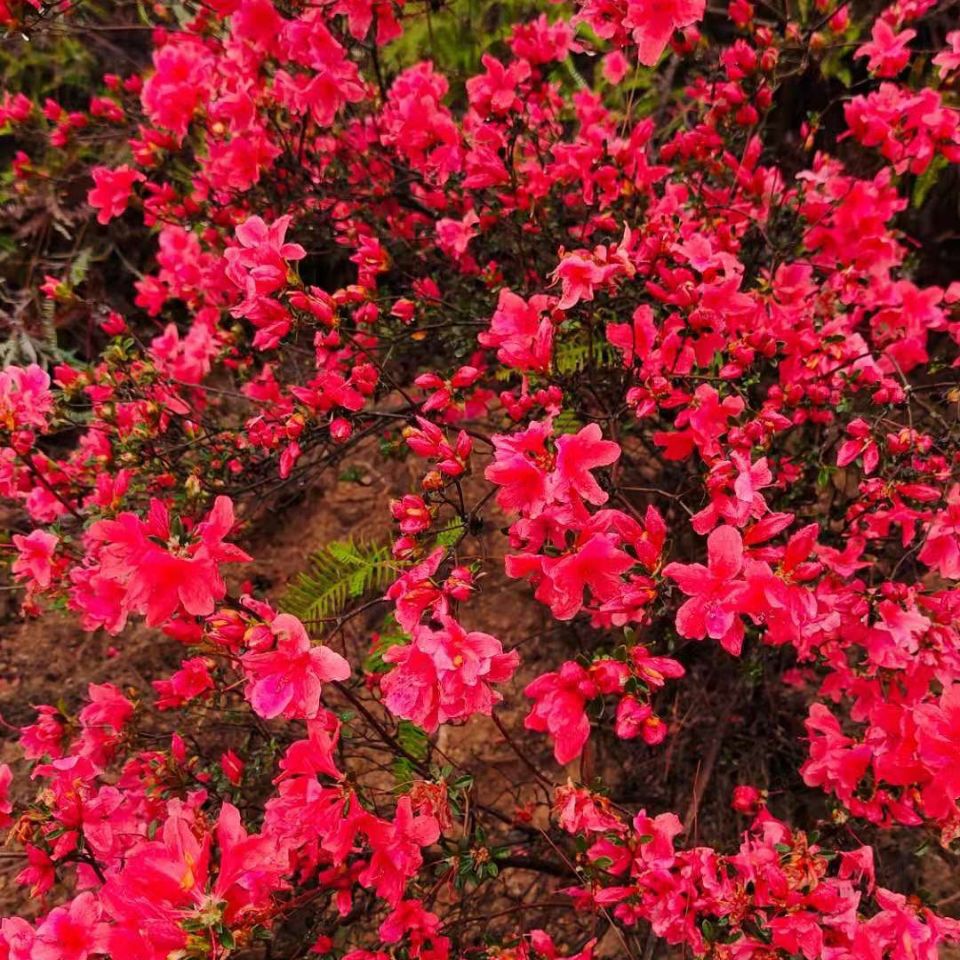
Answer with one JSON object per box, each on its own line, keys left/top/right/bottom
{"left": 912, "top": 154, "right": 948, "bottom": 209}
{"left": 397, "top": 720, "right": 429, "bottom": 762}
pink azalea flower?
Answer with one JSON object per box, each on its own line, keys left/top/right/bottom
{"left": 552, "top": 423, "right": 621, "bottom": 506}
{"left": 390, "top": 495, "right": 432, "bottom": 536}
{"left": 554, "top": 783, "right": 626, "bottom": 834}
{"left": 918, "top": 485, "right": 960, "bottom": 579}
{"left": 602, "top": 50, "right": 630, "bottom": 84}
{"left": 731, "top": 784, "right": 765, "bottom": 815}
{"left": 242, "top": 613, "right": 350, "bottom": 720}
{"left": 213, "top": 802, "right": 290, "bottom": 919}
{"left": 379, "top": 900, "right": 446, "bottom": 954}
{"left": 538, "top": 533, "right": 635, "bottom": 621}
{"left": 465, "top": 53, "right": 531, "bottom": 117}
{"left": 11, "top": 529, "right": 57, "bottom": 589}
{"left": 624, "top": 0, "right": 706, "bottom": 66}
{"left": 801, "top": 703, "right": 872, "bottom": 802}
{"left": 140, "top": 39, "right": 213, "bottom": 138}
{"left": 837, "top": 417, "right": 879, "bottom": 474}
{"left": 855, "top": 19, "right": 916, "bottom": 78}
{"left": 0, "top": 363, "right": 53, "bottom": 430}
{"left": 933, "top": 30, "right": 960, "bottom": 80}
{"left": 33, "top": 892, "right": 109, "bottom": 960}
{"left": 220, "top": 749, "right": 245, "bottom": 786}
{"left": 148, "top": 318, "right": 220, "bottom": 385}
{"left": 78, "top": 682, "right": 134, "bottom": 734}
{"left": 385, "top": 547, "right": 446, "bottom": 631}
{"left": 89, "top": 495, "right": 251, "bottom": 627}
{"left": 68, "top": 567, "right": 129, "bottom": 635}
{"left": 551, "top": 252, "right": 611, "bottom": 310}
{"left": 606, "top": 304, "right": 657, "bottom": 367}
{"left": 153, "top": 657, "right": 214, "bottom": 710}
{"left": 630, "top": 646, "right": 685, "bottom": 688}
{"left": 15, "top": 845, "right": 55, "bottom": 900}
{"left": 524, "top": 661, "right": 598, "bottom": 764}
{"left": 0, "top": 764, "right": 13, "bottom": 828}
{"left": 19, "top": 705, "right": 64, "bottom": 761}
{"left": 277, "top": 711, "right": 343, "bottom": 781}
{"left": 380, "top": 643, "right": 443, "bottom": 731}
{"left": 615, "top": 696, "right": 667, "bottom": 744}
{"left": 663, "top": 525, "right": 750, "bottom": 655}
{"left": 478, "top": 289, "right": 555, "bottom": 373}
{"left": 916, "top": 684, "right": 960, "bottom": 813}
{"left": 87, "top": 164, "right": 145, "bottom": 224}
{"left": 0, "top": 916, "right": 35, "bottom": 960}
{"left": 654, "top": 385, "right": 745, "bottom": 461}
{"left": 485, "top": 420, "right": 554, "bottom": 517}
{"left": 435, "top": 210, "right": 479, "bottom": 260}
{"left": 359, "top": 796, "right": 440, "bottom": 905}
{"left": 224, "top": 214, "right": 306, "bottom": 308}
{"left": 382, "top": 616, "right": 518, "bottom": 730}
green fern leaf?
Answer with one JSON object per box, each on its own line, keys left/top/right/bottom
{"left": 433, "top": 521, "right": 465, "bottom": 548}
{"left": 554, "top": 337, "right": 619, "bottom": 375}
{"left": 553, "top": 409, "right": 584, "bottom": 435}
{"left": 282, "top": 538, "right": 395, "bottom": 624}
{"left": 69, "top": 248, "right": 94, "bottom": 287}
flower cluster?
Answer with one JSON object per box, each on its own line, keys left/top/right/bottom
{"left": 1, "top": 0, "right": 959, "bottom": 956}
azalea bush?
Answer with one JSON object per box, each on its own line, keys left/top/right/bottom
{"left": 1, "top": 0, "right": 960, "bottom": 957}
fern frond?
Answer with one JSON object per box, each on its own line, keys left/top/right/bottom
{"left": 552, "top": 409, "right": 584, "bottom": 435}
{"left": 433, "top": 520, "right": 465, "bottom": 548}
{"left": 69, "top": 248, "right": 94, "bottom": 287}
{"left": 282, "top": 538, "right": 395, "bottom": 624}
{"left": 554, "top": 337, "right": 619, "bottom": 375}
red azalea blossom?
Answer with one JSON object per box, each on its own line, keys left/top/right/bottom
{"left": 663, "top": 526, "right": 750, "bottom": 655}
{"left": 242, "top": 613, "right": 351, "bottom": 720}
{"left": 87, "top": 164, "right": 145, "bottom": 224}
{"left": 3, "top": 0, "right": 960, "bottom": 956}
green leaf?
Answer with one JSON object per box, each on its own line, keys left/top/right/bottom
{"left": 282, "top": 538, "right": 395, "bottom": 624}
{"left": 69, "top": 248, "right": 94, "bottom": 287}
{"left": 912, "top": 154, "right": 948, "bottom": 210}
{"left": 554, "top": 336, "right": 620, "bottom": 375}
{"left": 393, "top": 756, "right": 418, "bottom": 789}
{"left": 397, "top": 720, "right": 429, "bottom": 762}
{"left": 434, "top": 520, "right": 465, "bottom": 548}
{"left": 553, "top": 409, "right": 584, "bottom": 435}
{"left": 364, "top": 627, "right": 410, "bottom": 674}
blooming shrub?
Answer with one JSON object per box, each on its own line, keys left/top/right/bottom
{"left": 1, "top": 0, "right": 960, "bottom": 957}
